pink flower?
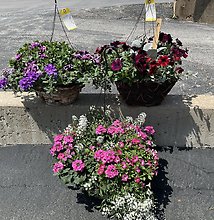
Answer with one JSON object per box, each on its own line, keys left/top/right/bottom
{"left": 89, "top": 145, "right": 95, "bottom": 151}
{"left": 144, "top": 126, "right": 155, "bottom": 135}
{"left": 122, "top": 174, "right": 129, "bottom": 182}
{"left": 131, "top": 138, "right": 140, "bottom": 145}
{"left": 96, "top": 125, "right": 107, "bottom": 135}
{"left": 112, "top": 120, "right": 122, "bottom": 127}
{"left": 54, "top": 134, "right": 64, "bottom": 142}
{"left": 94, "top": 149, "right": 105, "bottom": 161}
{"left": 102, "top": 150, "right": 116, "bottom": 164}
{"left": 132, "top": 155, "right": 139, "bottom": 163}
{"left": 146, "top": 160, "right": 152, "bottom": 167}
{"left": 50, "top": 145, "right": 57, "bottom": 156}
{"left": 54, "top": 142, "right": 63, "bottom": 152}
{"left": 63, "top": 135, "right": 74, "bottom": 144}
{"left": 57, "top": 153, "right": 67, "bottom": 161}
{"left": 121, "top": 161, "right": 127, "bottom": 169}
{"left": 138, "top": 131, "right": 148, "bottom": 140}
{"left": 146, "top": 140, "right": 153, "bottom": 146}
{"left": 135, "top": 177, "right": 141, "bottom": 183}
{"left": 53, "top": 162, "right": 64, "bottom": 173}
{"left": 72, "top": 160, "right": 85, "bottom": 172}
{"left": 141, "top": 159, "right": 145, "bottom": 166}
{"left": 117, "top": 149, "right": 122, "bottom": 155}
{"left": 119, "top": 142, "right": 124, "bottom": 148}
{"left": 97, "top": 164, "right": 105, "bottom": 175}
{"left": 135, "top": 166, "right": 141, "bottom": 173}
{"left": 114, "top": 156, "right": 121, "bottom": 163}
{"left": 105, "top": 165, "right": 119, "bottom": 178}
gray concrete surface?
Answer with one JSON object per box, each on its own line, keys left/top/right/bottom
{"left": 0, "top": 2, "right": 213, "bottom": 95}
{"left": 0, "top": 144, "right": 213, "bottom": 220}
{"left": 0, "top": 92, "right": 214, "bottom": 148}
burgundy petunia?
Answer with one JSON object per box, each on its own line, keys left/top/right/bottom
{"left": 157, "top": 55, "right": 170, "bottom": 67}
{"left": 111, "top": 58, "right": 122, "bottom": 71}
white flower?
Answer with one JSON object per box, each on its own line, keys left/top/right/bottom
{"left": 96, "top": 136, "right": 104, "bottom": 144}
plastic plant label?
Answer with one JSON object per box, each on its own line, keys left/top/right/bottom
{"left": 59, "top": 8, "right": 77, "bottom": 31}
{"left": 145, "top": 0, "right": 156, "bottom": 22}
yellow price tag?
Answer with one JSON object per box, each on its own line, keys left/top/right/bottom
{"left": 145, "top": 0, "right": 155, "bottom": 4}
{"left": 145, "top": 0, "right": 156, "bottom": 22}
{"left": 59, "top": 8, "right": 71, "bottom": 16}
{"left": 59, "top": 8, "right": 77, "bottom": 31}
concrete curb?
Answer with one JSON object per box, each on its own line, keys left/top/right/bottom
{"left": 0, "top": 92, "right": 213, "bottom": 147}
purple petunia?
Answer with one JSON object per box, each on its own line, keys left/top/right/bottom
{"left": 15, "top": 54, "right": 22, "bottom": 61}
{"left": 44, "top": 64, "right": 58, "bottom": 76}
{"left": 19, "top": 71, "right": 41, "bottom": 91}
{"left": 0, "top": 77, "right": 8, "bottom": 89}
{"left": 30, "top": 42, "right": 40, "bottom": 49}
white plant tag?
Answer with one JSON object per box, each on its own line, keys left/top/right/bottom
{"left": 145, "top": 0, "right": 156, "bottom": 22}
{"left": 59, "top": 8, "right": 77, "bottom": 31}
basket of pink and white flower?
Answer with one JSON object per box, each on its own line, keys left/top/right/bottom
{"left": 50, "top": 106, "right": 159, "bottom": 219}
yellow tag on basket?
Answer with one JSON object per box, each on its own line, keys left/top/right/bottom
{"left": 59, "top": 8, "right": 77, "bottom": 31}
{"left": 145, "top": 0, "right": 156, "bottom": 22}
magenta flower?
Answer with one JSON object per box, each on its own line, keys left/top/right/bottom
{"left": 89, "top": 145, "right": 95, "bottom": 151}
{"left": 121, "top": 161, "right": 127, "bottom": 169}
{"left": 72, "top": 160, "right": 85, "bottom": 172}
{"left": 54, "top": 134, "right": 64, "bottom": 142}
{"left": 54, "top": 142, "right": 63, "bottom": 152}
{"left": 105, "top": 165, "right": 119, "bottom": 178}
{"left": 121, "top": 174, "right": 129, "bottom": 182}
{"left": 97, "top": 164, "right": 105, "bottom": 175}
{"left": 138, "top": 131, "right": 148, "bottom": 140}
{"left": 131, "top": 155, "right": 139, "bottom": 163}
{"left": 134, "top": 177, "right": 141, "bottom": 183}
{"left": 94, "top": 149, "right": 105, "bottom": 161}
{"left": 141, "top": 159, "right": 145, "bottom": 166}
{"left": 53, "top": 162, "right": 64, "bottom": 173}
{"left": 135, "top": 166, "right": 141, "bottom": 173}
{"left": 144, "top": 126, "right": 155, "bottom": 135}
{"left": 119, "top": 142, "right": 124, "bottom": 148}
{"left": 50, "top": 145, "right": 57, "bottom": 156}
{"left": 131, "top": 138, "right": 141, "bottom": 145}
{"left": 111, "top": 58, "right": 122, "bottom": 71}
{"left": 96, "top": 125, "right": 107, "bottom": 135}
{"left": 57, "top": 153, "right": 67, "bottom": 161}
{"left": 63, "top": 135, "right": 74, "bottom": 144}
{"left": 114, "top": 156, "right": 121, "bottom": 163}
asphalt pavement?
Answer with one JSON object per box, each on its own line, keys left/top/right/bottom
{"left": 0, "top": 144, "right": 213, "bottom": 220}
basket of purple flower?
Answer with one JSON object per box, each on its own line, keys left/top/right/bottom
{"left": 0, "top": 41, "right": 99, "bottom": 105}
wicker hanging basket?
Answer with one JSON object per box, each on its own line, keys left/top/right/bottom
{"left": 115, "top": 80, "right": 177, "bottom": 106}
{"left": 36, "top": 84, "right": 83, "bottom": 105}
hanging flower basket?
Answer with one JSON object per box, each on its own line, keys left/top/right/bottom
{"left": 115, "top": 80, "right": 177, "bottom": 106}
{"left": 36, "top": 84, "right": 83, "bottom": 105}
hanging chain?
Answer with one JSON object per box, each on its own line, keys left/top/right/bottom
{"left": 50, "top": 0, "right": 75, "bottom": 49}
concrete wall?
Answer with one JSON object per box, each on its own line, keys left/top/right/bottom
{"left": 0, "top": 92, "right": 214, "bottom": 147}
{"left": 175, "top": 0, "right": 214, "bottom": 24}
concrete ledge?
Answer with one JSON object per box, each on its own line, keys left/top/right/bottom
{"left": 0, "top": 92, "right": 214, "bottom": 147}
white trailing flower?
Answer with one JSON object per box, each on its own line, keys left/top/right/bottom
{"left": 135, "top": 112, "right": 147, "bottom": 126}
{"left": 100, "top": 190, "right": 157, "bottom": 220}
{"left": 96, "top": 136, "right": 104, "bottom": 144}
{"left": 76, "top": 115, "right": 88, "bottom": 135}
{"left": 125, "top": 116, "right": 134, "bottom": 123}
